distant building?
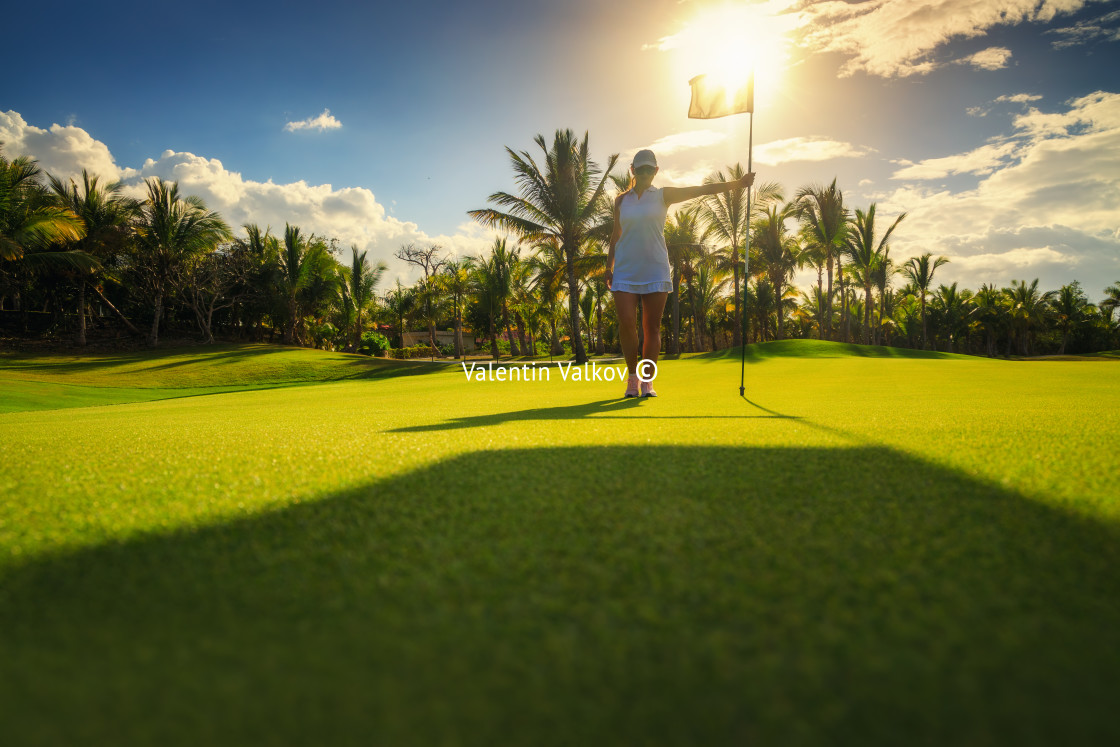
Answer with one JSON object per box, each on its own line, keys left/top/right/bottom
{"left": 400, "top": 329, "right": 478, "bottom": 352}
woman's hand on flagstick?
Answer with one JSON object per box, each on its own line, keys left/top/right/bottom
{"left": 738, "top": 172, "right": 756, "bottom": 189}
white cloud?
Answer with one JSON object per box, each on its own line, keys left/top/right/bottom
{"left": 994, "top": 93, "right": 1044, "bottom": 105}
{"left": 1, "top": 110, "right": 125, "bottom": 182}
{"left": 891, "top": 140, "right": 1022, "bottom": 179}
{"left": 755, "top": 136, "right": 875, "bottom": 165}
{"left": 880, "top": 91, "right": 1120, "bottom": 297}
{"left": 638, "top": 129, "right": 728, "bottom": 157}
{"left": 959, "top": 46, "right": 1012, "bottom": 70}
{"left": 798, "top": 0, "right": 1095, "bottom": 78}
{"left": 1, "top": 111, "right": 495, "bottom": 284}
{"left": 968, "top": 93, "right": 1043, "bottom": 117}
{"left": 283, "top": 109, "right": 342, "bottom": 133}
{"left": 1047, "top": 8, "right": 1120, "bottom": 48}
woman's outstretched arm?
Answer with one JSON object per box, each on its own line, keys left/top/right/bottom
{"left": 661, "top": 172, "right": 755, "bottom": 206}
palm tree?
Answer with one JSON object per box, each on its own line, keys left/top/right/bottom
{"left": 930, "top": 283, "right": 971, "bottom": 353}
{"left": 1050, "top": 281, "right": 1090, "bottom": 355}
{"left": 699, "top": 164, "right": 782, "bottom": 347}
{"left": 384, "top": 279, "right": 415, "bottom": 349}
{"left": 1, "top": 151, "right": 90, "bottom": 333}
{"left": 692, "top": 261, "right": 729, "bottom": 351}
{"left": 870, "top": 245, "right": 898, "bottom": 346}
{"left": 971, "top": 283, "right": 1003, "bottom": 357}
{"left": 1102, "top": 281, "right": 1120, "bottom": 316}
{"left": 469, "top": 129, "right": 618, "bottom": 364}
{"left": 1003, "top": 279, "right": 1054, "bottom": 356}
{"left": 132, "top": 178, "right": 231, "bottom": 347}
{"left": 470, "top": 240, "right": 516, "bottom": 360}
{"left": 846, "top": 204, "right": 906, "bottom": 345}
{"left": 899, "top": 252, "right": 950, "bottom": 350}
{"left": 751, "top": 204, "right": 802, "bottom": 340}
{"left": 276, "top": 224, "right": 323, "bottom": 345}
{"left": 527, "top": 238, "right": 568, "bottom": 356}
{"left": 47, "top": 170, "right": 140, "bottom": 345}
{"left": 441, "top": 259, "right": 472, "bottom": 358}
{"left": 412, "top": 274, "right": 445, "bottom": 356}
{"left": 345, "top": 245, "right": 387, "bottom": 353}
{"left": 1, "top": 151, "right": 86, "bottom": 263}
{"left": 794, "top": 179, "right": 849, "bottom": 341}
{"left": 664, "top": 206, "right": 706, "bottom": 355}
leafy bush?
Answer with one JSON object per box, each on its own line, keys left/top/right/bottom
{"left": 358, "top": 331, "right": 391, "bottom": 357}
{"left": 390, "top": 344, "right": 439, "bottom": 359}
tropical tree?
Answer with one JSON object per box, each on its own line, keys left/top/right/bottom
{"left": 1050, "top": 281, "right": 1090, "bottom": 355}
{"left": 131, "top": 178, "right": 231, "bottom": 347}
{"left": 971, "top": 283, "right": 1004, "bottom": 357}
{"left": 930, "top": 282, "right": 971, "bottom": 353}
{"left": 395, "top": 243, "right": 447, "bottom": 353}
{"left": 1102, "top": 281, "right": 1120, "bottom": 316}
{"left": 691, "top": 261, "right": 728, "bottom": 351}
{"left": 470, "top": 239, "right": 516, "bottom": 359}
{"left": 1, "top": 152, "right": 89, "bottom": 333}
{"left": 846, "top": 204, "right": 906, "bottom": 345}
{"left": 275, "top": 224, "right": 330, "bottom": 345}
{"left": 1003, "top": 278, "right": 1054, "bottom": 356}
{"left": 794, "top": 179, "right": 849, "bottom": 341}
{"left": 899, "top": 252, "right": 950, "bottom": 350}
{"left": 344, "top": 245, "right": 387, "bottom": 352}
{"left": 870, "top": 245, "right": 898, "bottom": 345}
{"left": 699, "top": 164, "right": 782, "bottom": 347}
{"left": 48, "top": 170, "right": 139, "bottom": 344}
{"left": 469, "top": 129, "right": 618, "bottom": 364}
{"left": 750, "top": 204, "right": 801, "bottom": 340}
{"left": 664, "top": 206, "right": 706, "bottom": 355}
{"left": 441, "top": 259, "right": 472, "bottom": 358}
{"left": 527, "top": 238, "right": 568, "bottom": 355}
{"left": 384, "top": 279, "right": 415, "bottom": 349}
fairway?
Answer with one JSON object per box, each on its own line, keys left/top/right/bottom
{"left": 2, "top": 341, "right": 1119, "bottom": 745}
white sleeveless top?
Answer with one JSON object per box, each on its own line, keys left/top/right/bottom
{"left": 611, "top": 186, "right": 672, "bottom": 294}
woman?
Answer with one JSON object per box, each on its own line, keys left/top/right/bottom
{"left": 605, "top": 148, "right": 754, "bottom": 397}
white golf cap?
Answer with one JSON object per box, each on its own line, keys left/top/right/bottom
{"left": 632, "top": 149, "right": 658, "bottom": 168}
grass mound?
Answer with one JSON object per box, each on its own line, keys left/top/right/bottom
{"left": 0, "top": 343, "right": 432, "bottom": 412}
{"left": 696, "top": 338, "right": 967, "bottom": 361}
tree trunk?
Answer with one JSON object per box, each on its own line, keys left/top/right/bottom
{"left": 454, "top": 302, "right": 464, "bottom": 359}
{"left": 670, "top": 272, "right": 681, "bottom": 356}
{"left": 75, "top": 279, "right": 87, "bottom": 347}
{"left": 550, "top": 316, "right": 563, "bottom": 355}
{"left": 775, "top": 280, "right": 784, "bottom": 340}
{"left": 595, "top": 299, "right": 605, "bottom": 356}
{"left": 825, "top": 254, "right": 834, "bottom": 341}
{"left": 149, "top": 289, "right": 162, "bottom": 348}
{"left": 732, "top": 259, "right": 742, "bottom": 347}
{"left": 864, "top": 283, "right": 872, "bottom": 345}
{"left": 920, "top": 296, "right": 929, "bottom": 350}
{"left": 427, "top": 321, "right": 439, "bottom": 356}
{"left": 490, "top": 314, "right": 500, "bottom": 360}
{"left": 564, "top": 246, "right": 587, "bottom": 364}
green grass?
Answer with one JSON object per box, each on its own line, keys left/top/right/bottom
{"left": 2, "top": 340, "right": 1118, "bottom": 745}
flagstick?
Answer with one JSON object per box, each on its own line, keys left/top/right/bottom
{"left": 739, "top": 104, "right": 754, "bottom": 397}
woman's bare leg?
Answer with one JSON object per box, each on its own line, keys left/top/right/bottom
{"left": 612, "top": 290, "right": 639, "bottom": 375}
{"left": 640, "top": 291, "right": 669, "bottom": 365}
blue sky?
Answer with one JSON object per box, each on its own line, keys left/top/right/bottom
{"left": 4, "top": 0, "right": 1119, "bottom": 297}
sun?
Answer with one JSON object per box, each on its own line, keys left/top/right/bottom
{"left": 664, "top": 2, "right": 795, "bottom": 109}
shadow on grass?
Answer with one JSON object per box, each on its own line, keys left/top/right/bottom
{"left": 2, "top": 446, "right": 1118, "bottom": 746}
{"left": 388, "top": 397, "right": 801, "bottom": 433}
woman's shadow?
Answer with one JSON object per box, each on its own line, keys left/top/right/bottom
{"left": 387, "top": 396, "right": 801, "bottom": 433}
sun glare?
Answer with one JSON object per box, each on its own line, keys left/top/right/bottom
{"left": 667, "top": 2, "right": 795, "bottom": 109}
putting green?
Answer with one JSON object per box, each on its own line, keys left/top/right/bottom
{"left": 2, "top": 341, "right": 1118, "bottom": 745}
